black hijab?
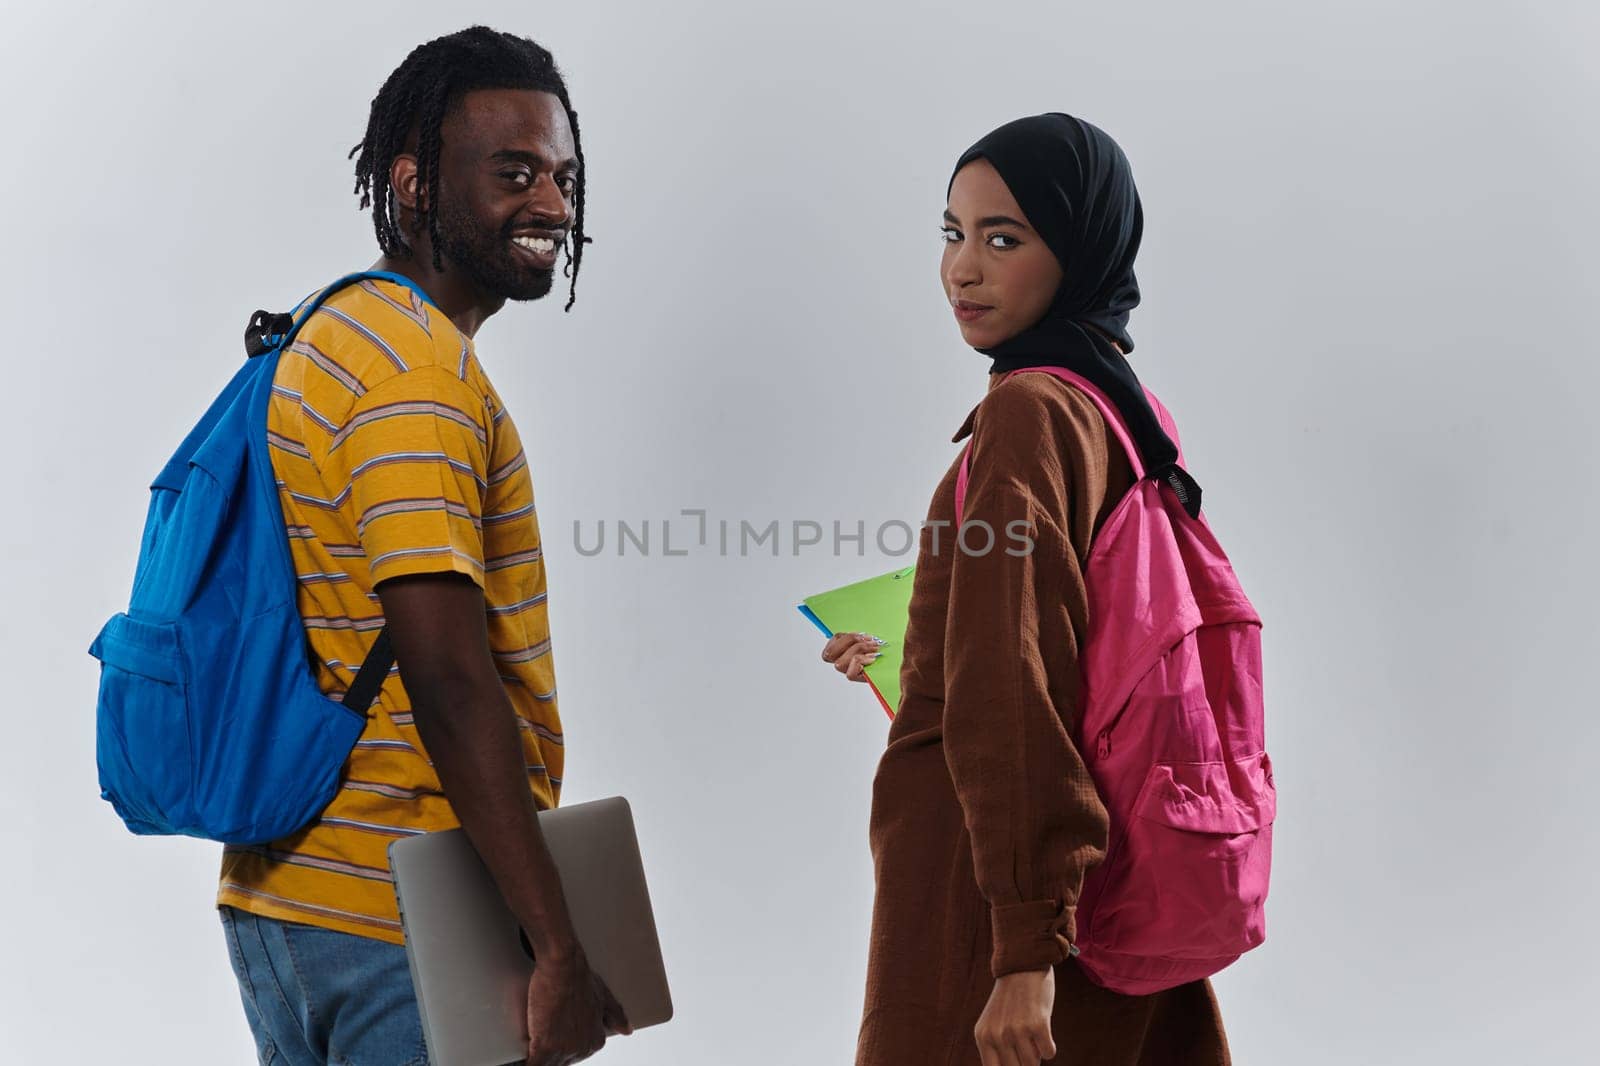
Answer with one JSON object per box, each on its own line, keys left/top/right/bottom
{"left": 949, "top": 113, "right": 1201, "bottom": 517}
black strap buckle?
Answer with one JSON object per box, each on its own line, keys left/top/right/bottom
{"left": 244, "top": 309, "right": 296, "bottom": 358}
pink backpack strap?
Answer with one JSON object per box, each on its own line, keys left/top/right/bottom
{"left": 955, "top": 444, "right": 972, "bottom": 524}
{"left": 1011, "top": 366, "right": 1146, "bottom": 477}
{"left": 955, "top": 367, "right": 1178, "bottom": 524}
{"left": 1142, "top": 388, "right": 1184, "bottom": 467}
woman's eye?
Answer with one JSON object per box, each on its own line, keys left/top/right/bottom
{"left": 987, "top": 233, "right": 1019, "bottom": 250}
{"left": 940, "top": 228, "right": 962, "bottom": 243}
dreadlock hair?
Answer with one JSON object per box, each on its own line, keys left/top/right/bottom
{"left": 350, "top": 26, "right": 590, "bottom": 311}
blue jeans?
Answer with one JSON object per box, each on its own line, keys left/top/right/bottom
{"left": 219, "top": 905, "right": 430, "bottom": 1066}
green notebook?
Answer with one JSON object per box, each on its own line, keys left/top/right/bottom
{"left": 798, "top": 566, "right": 916, "bottom": 717}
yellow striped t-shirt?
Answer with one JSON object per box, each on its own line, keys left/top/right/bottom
{"left": 216, "top": 276, "right": 562, "bottom": 943}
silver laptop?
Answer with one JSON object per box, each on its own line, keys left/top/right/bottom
{"left": 389, "top": 796, "right": 673, "bottom": 1066}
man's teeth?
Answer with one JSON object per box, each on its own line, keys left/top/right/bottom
{"left": 513, "top": 236, "right": 557, "bottom": 254}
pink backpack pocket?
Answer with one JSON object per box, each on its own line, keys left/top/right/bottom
{"left": 1085, "top": 747, "right": 1275, "bottom": 973}
{"left": 956, "top": 366, "right": 1274, "bottom": 995}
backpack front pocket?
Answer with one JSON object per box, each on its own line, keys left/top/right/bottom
{"left": 1088, "top": 751, "right": 1275, "bottom": 961}
{"left": 90, "top": 612, "right": 195, "bottom": 832}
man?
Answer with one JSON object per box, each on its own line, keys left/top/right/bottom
{"left": 215, "top": 27, "right": 628, "bottom": 1066}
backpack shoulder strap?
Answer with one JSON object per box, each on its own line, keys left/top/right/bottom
{"left": 955, "top": 444, "right": 972, "bottom": 525}
{"left": 246, "top": 271, "right": 433, "bottom": 709}
{"left": 954, "top": 366, "right": 1149, "bottom": 525}
{"left": 957, "top": 366, "right": 1203, "bottom": 522}
{"left": 1008, "top": 366, "right": 1148, "bottom": 478}
{"left": 246, "top": 270, "right": 441, "bottom": 358}
{"left": 342, "top": 628, "right": 394, "bottom": 714}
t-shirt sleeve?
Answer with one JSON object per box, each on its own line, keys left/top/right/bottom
{"left": 321, "top": 365, "right": 491, "bottom": 589}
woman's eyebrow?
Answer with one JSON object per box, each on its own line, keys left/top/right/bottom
{"left": 942, "top": 209, "right": 1030, "bottom": 230}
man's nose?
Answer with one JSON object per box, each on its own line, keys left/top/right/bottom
{"left": 526, "top": 173, "right": 571, "bottom": 224}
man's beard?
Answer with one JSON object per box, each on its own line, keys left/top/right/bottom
{"left": 432, "top": 196, "right": 557, "bottom": 302}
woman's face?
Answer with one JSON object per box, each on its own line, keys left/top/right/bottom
{"left": 941, "top": 158, "right": 1064, "bottom": 349}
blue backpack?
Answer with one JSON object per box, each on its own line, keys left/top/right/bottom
{"left": 89, "top": 271, "right": 436, "bottom": 844}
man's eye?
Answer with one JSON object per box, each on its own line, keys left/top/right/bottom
{"left": 556, "top": 175, "right": 577, "bottom": 194}
{"left": 502, "top": 171, "right": 531, "bottom": 186}
{"left": 940, "top": 228, "right": 962, "bottom": 243}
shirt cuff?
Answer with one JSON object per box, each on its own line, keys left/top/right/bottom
{"left": 990, "top": 898, "right": 1079, "bottom": 977}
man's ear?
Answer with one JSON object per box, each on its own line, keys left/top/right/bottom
{"left": 389, "top": 154, "right": 427, "bottom": 212}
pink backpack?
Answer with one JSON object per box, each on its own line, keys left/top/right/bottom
{"left": 956, "top": 366, "right": 1274, "bottom": 996}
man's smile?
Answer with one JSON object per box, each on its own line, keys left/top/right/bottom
{"left": 510, "top": 232, "right": 561, "bottom": 269}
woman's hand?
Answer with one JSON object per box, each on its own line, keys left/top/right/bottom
{"left": 820, "top": 631, "right": 886, "bottom": 682}
{"left": 974, "top": 968, "right": 1057, "bottom": 1065}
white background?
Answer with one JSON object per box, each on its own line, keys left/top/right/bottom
{"left": 3, "top": 1, "right": 1597, "bottom": 1063}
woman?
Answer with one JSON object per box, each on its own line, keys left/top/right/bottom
{"left": 822, "top": 114, "right": 1231, "bottom": 1066}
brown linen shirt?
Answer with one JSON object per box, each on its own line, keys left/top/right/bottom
{"left": 857, "top": 370, "right": 1230, "bottom": 1065}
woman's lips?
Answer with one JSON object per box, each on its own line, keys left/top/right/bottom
{"left": 953, "top": 301, "right": 992, "bottom": 323}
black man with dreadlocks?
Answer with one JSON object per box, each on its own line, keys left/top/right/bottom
{"left": 214, "top": 27, "right": 628, "bottom": 1066}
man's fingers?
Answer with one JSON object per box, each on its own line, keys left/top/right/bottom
{"left": 602, "top": 986, "right": 632, "bottom": 1036}
{"left": 525, "top": 1035, "right": 598, "bottom": 1065}
{"left": 527, "top": 1041, "right": 574, "bottom": 1066}
{"left": 1034, "top": 1025, "right": 1057, "bottom": 1060}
